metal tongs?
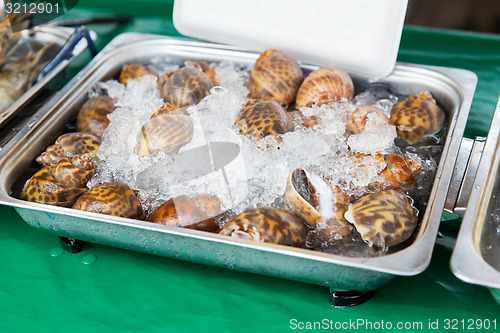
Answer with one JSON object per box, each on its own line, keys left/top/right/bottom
{"left": 37, "top": 25, "right": 97, "bottom": 81}
{"left": 36, "top": 15, "right": 132, "bottom": 80}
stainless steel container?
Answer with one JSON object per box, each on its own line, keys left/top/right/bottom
{"left": 0, "top": 33, "right": 479, "bottom": 293}
{"left": 451, "top": 95, "right": 500, "bottom": 304}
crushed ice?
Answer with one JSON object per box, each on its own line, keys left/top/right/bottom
{"left": 88, "top": 60, "right": 422, "bottom": 217}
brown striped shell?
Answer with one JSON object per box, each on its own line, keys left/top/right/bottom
{"left": 134, "top": 113, "right": 194, "bottom": 157}
{"left": 146, "top": 193, "right": 222, "bottom": 232}
{"left": 72, "top": 182, "right": 144, "bottom": 219}
{"left": 118, "top": 63, "right": 153, "bottom": 85}
{"left": 235, "top": 99, "right": 290, "bottom": 140}
{"left": 295, "top": 66, "right": 354, "bottom": 108}
{"left": 283, "top": 168, "right": 353, "bottom": 239}
{"left": 35, "top": 132, "right": 101, "bottom": 167}
{"left": 390, "top": 90, "right": 445, "bottom": 144}
{"left": 20, "top": 154, "right": 95, "bottom": 207}
{"left": 384, "top": 153, "right": 421, "bottom": 186}
{"left": 350, "top": 153, "right": 421, "bottom": 194}
{"left": 149, "top": 102, "right": 189, "bottom": 119}
{"left": 247, "top": 49, "right": 303, "bottom": 108}
{"left": 163, "top": 66, "right": 213, "bottom": 108}
{"left": 219, "top": 207, "right": 307, "bottom": 247}
{"left": 344, "top": 189, "right": 418, "bottom": 247}
{"left": 345, "top": 105, "right": 390, "bottom": 134}
{"left": 76, "top": 95, "right": 117, "bottom": 138}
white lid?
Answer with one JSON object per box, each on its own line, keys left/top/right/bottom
{"left": 173, "top": 0, "right": 408, "bottom": 78}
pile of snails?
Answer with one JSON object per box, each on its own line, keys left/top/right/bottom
{"left": 20, "top": 48, "right": 446, "bottom": 254}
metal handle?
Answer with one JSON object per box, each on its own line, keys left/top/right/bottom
{"left": 445, "top": 136, "right": 487, "bottom": 217}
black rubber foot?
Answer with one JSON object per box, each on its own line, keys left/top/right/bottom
{"left": 59, "top": 237, "right": 83, "bottom": 253}
{"left": 329, "top": 289, "right": 377, "bottom": 308}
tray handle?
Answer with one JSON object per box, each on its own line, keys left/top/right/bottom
{"left": 446, "top": 92, "right": 500, "bottom": 217}
{"left": 445, "top": 136, "right": 486, "bottom": 217}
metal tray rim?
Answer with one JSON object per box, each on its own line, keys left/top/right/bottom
{"left": 451, "top": 95, "right": 500, "bottom": 290}
{"left": 0, "top": 33, "right": 478, "bottom": 278}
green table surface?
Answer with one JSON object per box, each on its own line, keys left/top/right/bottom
{"left": 1, "top": 1, "right": 500, "bottom": 332}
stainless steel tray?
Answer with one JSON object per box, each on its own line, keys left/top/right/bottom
{"left": 0, "top": 33, "right": 478, "bottom": 292}
{"left": 451, "top": 94, "right": 500, "bottom": 301}
{"left": 0, "top": 26, "right": 90, "bottom": 129}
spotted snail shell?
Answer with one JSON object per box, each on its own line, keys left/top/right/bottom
{"left": 344, "top": 189, "right": 418, "bottom": 247}
{"left": 295, "top": 66, "right": 354, "bottom": 108}
{"left": 390, "top": 90, "right": 445, "bottom": 144}
{"left": 20, "top": 154, "right": 95, "bottom": 207}
{"left": 219, "top": 207, "right": 308, "bottom": 247}
{"left": 235, "top": 99, "right": 291, "bottom": 140}
{"left": 282, "top": 168, "right": 353, "bottom": 239}
{"left": 72, "top": 182, "right": 144, "bottom": 219}
{"left": 35, "top": 132, "right": 101, "bottom": 167}
{"left": 184, "top": 60, "right": 220, "bottom": 85}
{"left": 118, "top": 63, "right": 154, "bottom": 85}
{"left": 163, "top": 66, "right": 213, "bottom": 108}
{"left": 247, "top": 49, "right": 303, "bottom": 108}
{"left": 76, "top": 95, "right": 117, "bottom": 138}
{"left": 135, "top": 108, "right": 194, "bottom": 157}
{"left": 146, "top": 193, "right": 222, "bottom": 232}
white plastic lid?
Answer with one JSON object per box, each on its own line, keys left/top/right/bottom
{"left": 173, "top": 0, "right": 408, "bottom": 78}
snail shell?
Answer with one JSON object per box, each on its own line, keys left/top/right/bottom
{"left": 118, "top": 63, "right": 153, "bottom": 85}
{"left": 219, "top": 207, "right": 307, "bottom": 247}
{"left": 203, "top": 63, "right": 220, "bottom": 86}
{"left": 149, "top": 102, "right": 189, "bottom": 119}
{"left": 76, "top": 95, "right": 116, "bottom": 138}
{"left": 163, "top": 66, "right": 213, "bottom": 108}
{"left": 146, "top": 193, "right": 221, "bottom": 232}
{"left": 247, "top": 49, "right": 303, "bottom": 108}
{"left": 390, "top": 90, "right": 445, "bottom": 144}
{"left": 286, "top": 109, "right": 323, "bottom": 130}
{"left": 350, "top": 153, "right": 421, "bottom": 194}
{"left": 384, "top": 153, "right": 421, "bottom": 186}
{"left": 235, "top": 99, "right": 291, "bottom": 140}
{"left": 295, "top": 66, "right": 354, "bottom": 108}
{"left": 20, "top": 154, "right": 95, "bottom": 207}
{"left": 184, "top": 60, "right": 210, "bottom": 72}
{"left": 345, "top": 105, "right": 390, "bottom": 134}
{"left": 36, "top": 132, "right": 101, "bottom": 167}
{"left": 183, "top": 61, "right": 221, "bottom": 85}
{"left": 344, "top": 189, "right": 418, "bottom": 247}
{"left": 134, "top": 113, "right": 194, "bottom": 157}
{"left": 72, "top": 182, "right": 144, "bottom": 219}
{"left": 283, "top": 168, "right": 353, "bottom": 239}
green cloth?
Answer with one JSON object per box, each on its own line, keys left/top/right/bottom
{"left": 1, "top": 2, "right": 499, "bottom": 332}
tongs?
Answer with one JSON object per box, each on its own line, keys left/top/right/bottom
{"left": 37, "top": 25, "right": 97, "bottom": 81}
{"left": 37, "top": 15, "right": 133, "bottom": 80}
